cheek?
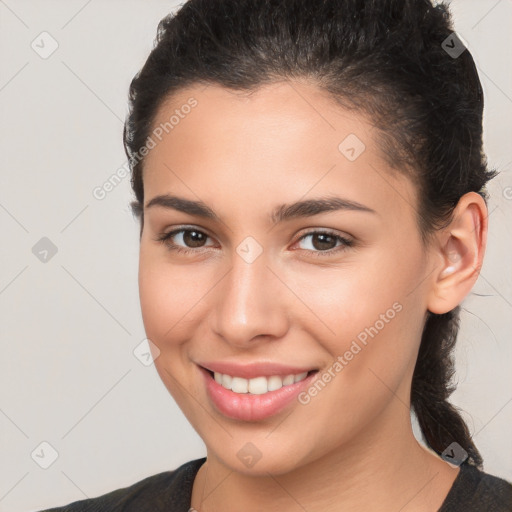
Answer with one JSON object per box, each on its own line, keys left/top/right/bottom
{"left": 298, "top": 241, "right": 426, "bottom": 390}
{"left": 138, "top": 249, "right": 200, "bottom": 349}
{"left": 290, "top": 243, "right": 422, "bottom": 340}
{"left": 138, "top": 252, "right": 205, "bottom": 411}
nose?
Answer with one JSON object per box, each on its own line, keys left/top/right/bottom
{"left": 208, "top": 248, "right": 289, "bottom": 348}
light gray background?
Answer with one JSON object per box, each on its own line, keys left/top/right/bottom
{"left": 0, "top": 1, "right": 511, "bottom": 510}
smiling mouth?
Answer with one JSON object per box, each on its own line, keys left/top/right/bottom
{"left": 203, "top": 368, "right": 318, "bottom": 395}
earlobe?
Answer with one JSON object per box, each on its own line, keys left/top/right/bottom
{"left": 427, "top": 192, "right": 488, "bottom": 315}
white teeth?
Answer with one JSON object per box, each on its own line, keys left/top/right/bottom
{"left": 267, "top": 375, "right": 283, "bottom": 391}
{"left": 282, "top": 374, "right": 295, "bottom": 386}
{"left": 248, "top": 376, "right": 268, "bottom": 395}
{"left": 212, "top": 371, "right": 309, "bottom": 395}
{"left": 231, "top": 377, "right": 248, "bottom": 393}
{"left": 294, "top": 372, "right": 308, "bottom": 382}
{"left": 221, "top": 374, "right": 232, "bottom": 389}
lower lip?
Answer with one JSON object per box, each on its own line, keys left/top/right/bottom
{"left": 199, "top": 366, "right": 318, "bottom": 422}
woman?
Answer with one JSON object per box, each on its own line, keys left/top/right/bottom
{"left": 41, "top": 0, "right": 512, "bottom": 510}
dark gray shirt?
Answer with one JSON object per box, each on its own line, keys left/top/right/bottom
{"left": 39, "top": 458, "right": 512, "bottom": 511}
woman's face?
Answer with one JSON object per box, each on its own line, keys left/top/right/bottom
{"left": 139, "top": 81, "right": 435, "bottom": 475}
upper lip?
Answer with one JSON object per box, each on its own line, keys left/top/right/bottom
{"left": 198, "top": 361, "right": 317, "bottom": 379}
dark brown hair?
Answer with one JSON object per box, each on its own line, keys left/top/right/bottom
{"left": 123, "top": 0, "right": 497, "bottom": 468}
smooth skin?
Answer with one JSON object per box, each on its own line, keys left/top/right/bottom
{"left": 138, "top": 80, "right": 487, "bottom": 512}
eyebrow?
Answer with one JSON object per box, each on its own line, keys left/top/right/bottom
{"left": 145, "top": 194, "right": 377, "bottom": 224}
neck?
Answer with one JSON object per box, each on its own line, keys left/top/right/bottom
{"left": 191, "top": 399, "right": 459, "bottom": 512}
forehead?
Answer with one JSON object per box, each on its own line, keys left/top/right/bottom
{"left": 142, "top": 81, "right": 418, "bottom": 225}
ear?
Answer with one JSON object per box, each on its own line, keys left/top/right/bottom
{"left": 426, "top": 191, "right": 488, "bottom": 315}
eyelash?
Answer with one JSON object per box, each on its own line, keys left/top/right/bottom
{"left": 154, "top": 226, "right": 354, "bottom": 258}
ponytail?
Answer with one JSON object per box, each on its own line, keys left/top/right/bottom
{"left": 411, "top": 307, "right": 483, "bottom": 468}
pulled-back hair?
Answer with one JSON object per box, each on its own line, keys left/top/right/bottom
{"left": 123, "top": 0, "right": 497, "bottom": 468}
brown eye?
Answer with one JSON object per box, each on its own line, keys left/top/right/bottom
{"left": 180, "top": 230, "right": 208, "bottom": 248}
{"left": 307, "top": 233, "right": 338, "bottom": 251}
{"left": 295, "top": 230, "right": 354, "bottom": 258}
{"left": 155, "top": 227, "right": 214, "bottom": 254}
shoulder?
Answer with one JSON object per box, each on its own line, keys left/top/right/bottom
{"left": 37, "top": 457, "right": 206, "bottom": 512}
{"left": 439, "top": 462, "right": 512, "bottom": 512}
